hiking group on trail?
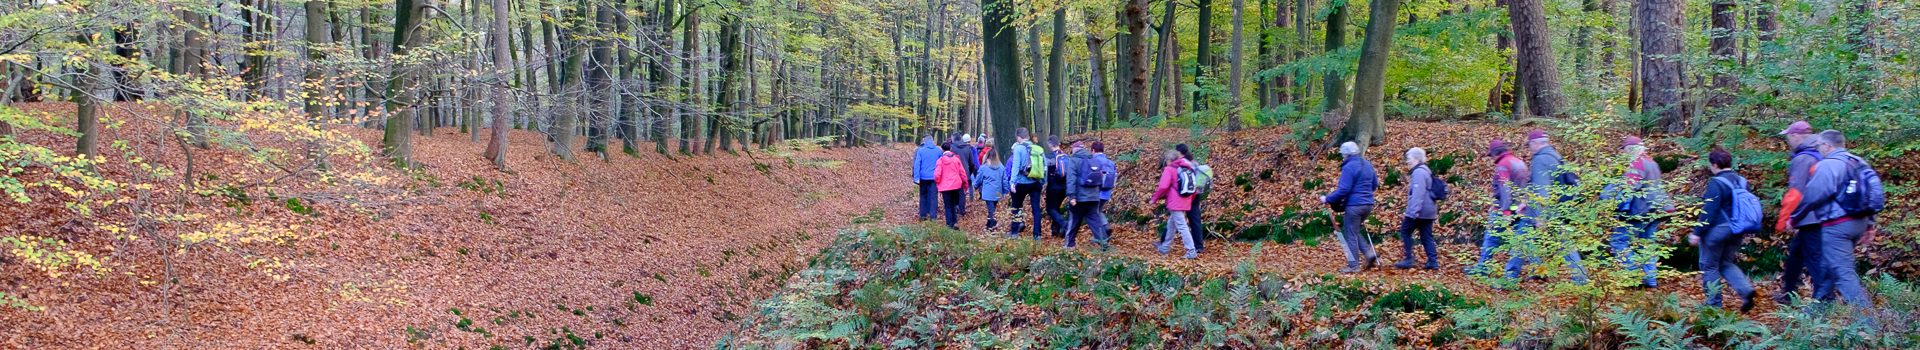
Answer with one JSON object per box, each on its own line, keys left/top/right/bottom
{"left": 911, "top": 121, "right": 1887, "bottom": 312}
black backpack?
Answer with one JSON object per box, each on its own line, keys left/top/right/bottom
{"left": 1421, "top": 165, "right": 1449, "bottom": 201}
{"left": 1079, "top": 158, "right": 1113, "bottom": 190}
{"left": 1835, "top": 154, "right": 1887, "bottom": 217}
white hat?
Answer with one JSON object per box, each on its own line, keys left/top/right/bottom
{"left": 962, "top": 134, "right": 974, "bottom": 143}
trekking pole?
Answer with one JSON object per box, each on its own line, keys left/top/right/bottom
{"left": 1331, "top": 210, "right": 1354, "bottom": 263}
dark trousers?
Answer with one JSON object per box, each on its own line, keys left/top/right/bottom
{"left": 1065, "top": 201, "right": 1109, "bottom": 247}
{"left": 1044, "top": 190, "right": 1067, "bottom": 237}
{"left": 940, "top": 190, "right": 963, "bottom": 228}
{"left": 982, "top": 200, "right": 1000, "bottom": 230}
{"left": 1779, "top": 226, "right": 1826, "bottom": 300}
{"left": 1700, "top": 226, "right": 1755, "bottom": 307}
{"left": 1340, "top": 205, "right": 1378, "bottom": 266}
{"left": 1009, "top": 183, "right": 1044, "bottom": 238}
{"left": 1398, "top": 217, "right": 1438, "bottom": 266}
{"left": 1188, "top": 194, "right": 1208, "bottom": 251}
{"left": 917, "top": 180, "right": 937, "bottom": 220}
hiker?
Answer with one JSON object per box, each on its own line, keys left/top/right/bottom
{"left": 1792, "top": 130, "right": 1880, "bottom": 306}
{"left": 953, "top": 134, "right": 980, "bottom": 216}
{"left": 1774, "top": 121, "right": 1826, "bottom": 302}
{"left": 1043, "top": 136, "right": 1071, "bottom": 238}
{"left": 1610, "top": 136, "right": 1664, "bottom": 287}
{"left": 1007, "top": 128, "right": 1047, "bottom": 239}
{"left": 976, "top": 135, "right": 994, "bottom": 166}
{"left": 1062, "top": 140, "right": 1115, "bottom": 250}
{"left": 1152, "top": 148, "right": 1200, "bottom": 259}
{"left": 974, "top": 151, "right": 1011, "bottom": 230}
{"left": 1520, "top": 130, "right": 1589, "bottom": 283}
{"left": 1176, "top": 144, "right": 1214, "bottom": 253}
{"left": 1471, "top": 139, "right": 1528, "bottom": 276}
{"left": 1321, "top": 142, "right": 1380, "bottom": 273}
{"left": 934, "top": 143, "right": 970, "bottom": 229}
{"left": 913, "top": 136, "right": 943, "bottom": 221}
{"left": 1397, "top": 147, "right": 1441, "bottom": 270}
{"left": 1693, "top": 148, "right": 1758, "bottom": 311}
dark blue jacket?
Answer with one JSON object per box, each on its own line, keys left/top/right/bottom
{"left": 912, "top": 141, "right": 941, "bottom": 181}
{"left": 1697, "top": 170, "right": 1745, "bottom": 236}
{"left": 952, "top": 143, "right": 980, "bottom": 174}
{"left": 1326, "top": 155, "right": 1379, "bottom": 207}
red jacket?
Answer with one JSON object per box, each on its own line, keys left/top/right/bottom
{"left": 935, "top": 152, "right": 969, "bottom": 192}
{"left": 1152, "top": 158, "right": 1197, "bottom": 211}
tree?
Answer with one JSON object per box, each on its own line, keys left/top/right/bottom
{"left": 1637, "top": 0, "right": 1683, "bottom": 131}
{"left": 484, "top": 0, "right": 514, "bottom": 168}
{"left": 1121, "top": 0, "right": 1150, "bottom": 120}
{"left": 1507, "top": 0, "right": 1565, "bottom": 117}
{"left": 382, "top": 0, "right": 434, "bottom": 167}
{"left": 1086, "top": 30, "right": 1110, "bottom": 130}
{"left": 984, "top": 0, "right": 1027, "bottom": 155}
{"left": 1346, "top": 0, "right": 1399, "bottom": 144}
{"left": 1195, "top": 0, "right": 1213, "bottom": 112}
{"left": 73, "top": 34, "right": 101, "bottom": 158}
{"left": 1047, "top": 9, "right": 1067, "bottom": 138}
{"left": 1321, "top": 0, "right": 1347, "bottom": 112}
{"left": 1225, "top": 0, "right": 1246, "bottom": 130}
{"left": 1705, "top": 0, "right": 1735, "bottom": 115}
{"left": 303, "top": 0, "right": 332, "bottom": 120}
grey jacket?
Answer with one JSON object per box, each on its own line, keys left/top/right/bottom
{"left": 1062, "top": 148, "right": 1104, "bottom": 202}
{"left": 1405, "top": 164, "right": 1438, "bottom": 219}
{"left": 1526, "top": 145, "right": 1565, "bottom": 217}
{"left": 1793, "top": 149, "right": 1864, "bottom": 227}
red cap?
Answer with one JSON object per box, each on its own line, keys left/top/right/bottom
{"left": 1527, "top": 129, "right": 1549, "bottom": 141}
{"left": 1622, "top": 136, "right": 1643, "bottom": 148}
{"left": 1488, "top": 139, "right": 1509, "bottom": 156}
{"left": 1778, "top": 121, "right": 1813, "bottom": 135}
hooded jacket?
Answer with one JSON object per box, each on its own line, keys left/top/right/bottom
{"left": 1153, "top": 158, "right": 1198, "bottom": 211}
{"left": 952, "top": 142, "right": 980, "bottom": 174}
{"left": 934, "top": 151, "right": 970, "bottom": 192}
{"left": 1062, "top": 148, "right": 1106, "bottom": 202}
{"left": 973, "top": 163, "right": 1010, "bottom": 201}
{"left": 1325, "top": 155, "right": 1379, "bottom": 208}
{"left": 912, "top": 141, "right": 942, "bottom": 181}
{"left": 1776, "top": 141, "right": 1823, "bottom": 231}
{"left": 1490, "top": 151, "right": 1531, "bottom": 216}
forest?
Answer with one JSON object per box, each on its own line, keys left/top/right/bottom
{"left": 1, "top": 0, "right": 1918, "bottom": 348}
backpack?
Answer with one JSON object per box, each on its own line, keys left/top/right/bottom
{"left": 1024, "top": 144, "right": 1047, "bottom": 180}
{"left": 1835, "top": 154, "right": 1887, "bottom": 217}
{"left": 1192, "top": 164, "right": 1214, "bottom": 192}
{"left": 1713, "top": 176, "right": 1764, "bottom": 234}
{"left": 1420, "top": 165, "right": 1449, "bottom": 201}
{"left": 1176, "top": 166, "right": 1201, "bottom": 196}
{"left": 1079, "top": 157, "right": 1113, "bottom": 190}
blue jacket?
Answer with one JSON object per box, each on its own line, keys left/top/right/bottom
{"left": 1793, "top": 149, "right": 1863, "bottom": 227}
{"left": 1526, "top": 145, "right": 1565, "bottom": 217}
{"left": 953, "top": 143, "right": 980, "bottom": 174}
{"left": 912, "top": 141, "right": 941, "bottom": 181}
{"left": 973, "top": 163, "right": 1010, "bottom": 201}
{"left": 1325, "top": 155, "right": 1379, "bottom": 207}
{"left": 1061, "top": 149, "right": 1108, "bottom": 202}
{"left": 1697, "top": 170, "right": 1745, "bottom": 236}
{"left": 1094, "top": 154, "right": 1116, "bottom": 200}
{"left": 1009, "top": 141, "right": 1041, "bottom": 185}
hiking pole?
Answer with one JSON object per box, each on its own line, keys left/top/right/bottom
{"left": 1331, "top": 210, "right": 1354, "bottom": 263}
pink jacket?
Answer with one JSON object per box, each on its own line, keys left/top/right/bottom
{"left": 1152, "top": 158, "right": 1197, "bottom": 211}
{"left": 935, "top": 152, "right": 969, "bottom": 192}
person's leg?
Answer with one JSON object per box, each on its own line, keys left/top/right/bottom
{"left": 1472, "top": 222, "right": 1506, "bottom": 275}
{"left": 1171, "top": 210, "right": 1196, "bottom": 258}
{"left": 1819, "top": 220, "right": 1870, "bottom": 306}
{"left": 1638, "top": 220, "right": 1660, "bottom": 286}
{"left": 1396, "top": 217, "right": 1418, "bottom": 268}
{"left": 985, "top": 200, "right": 1000, "bottom": 230}
{"left": 1503, "top": 218, "right": 1534, "bottom": 279}
{"left": 1044, "top": 191, "right": 1066, "bottom": 237}
{"left": 1091, "top": 201, "right": 1111, "bottom": 249}
{"left": 1026, "top": 185, "right": 1045, "bottom": 239}
{"left": 1779, "top": 228, "right": 1809, "bottom": 299}
{"left": 1716, "top": 229, "right": 1756, "bottom": 309}
{"left": 1700, "top": 227, "right": 1730, "bottom": 307}
{"left": 1342, "top": 208, "right": 1366, "bottom": 269}
{"left": 1356, "top": 206, "right": 1377, "bottom": 262}
{"left": 942, "top": 190, "right": 961, "bottom": 228}
{"left": 1064, "top": 202, "right": 1093, "bottom": 248}
{"left": 918, "top": 180, "right": 936, "bottom": 220}
{"left": 1189, "top": 195, "right": 1207, "bottom": 252}
{"left": 1609, "top": 226, "right": 1633, "bottom": 270}
{"left": 1416, "top": 219, "right": 1439, "bottom": 268}
{"left": 1157, "top": 211, "right": 1175, "bottom": 254}
{"left": 1008, "top": 185, "right": 1030, "bottom": 237}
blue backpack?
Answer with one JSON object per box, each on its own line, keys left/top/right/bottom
{"left": 1079, "top": 158, "right": 1115, "bottom": 190}
{"left": 1712, "top": 176, "right": 1763, "bottom": 234}
{"left": 1834, "top": 154, "right": 1886, "bottom": 217}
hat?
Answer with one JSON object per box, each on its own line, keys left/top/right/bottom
{"left": 1339, "top": 142, "right": 1361, "bottom": 156}
{"left": 1621, "top": 135, "right": 1643, "bottom": 148}
{"left": 1487, "top": 139, "right": 1509, "bottom": 156}
{"left": 1527, "top": 129, "right": 1549, "bottom": 141}
{"left": 1778, "top": 121, "right": 1813, "bottom": 135}
{"left": 962, "top": 134, "right": 974, "bottom": 143}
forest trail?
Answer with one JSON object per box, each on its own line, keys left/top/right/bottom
{"left": 1, "top": 109, "right": 917, "bottom": 349}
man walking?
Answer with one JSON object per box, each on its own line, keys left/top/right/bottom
{"left": 912, "top": 136, "right": 942, "bottom": 221}
{"left": 1774, "top": 121, "right": 1825, "bottom": 302}
{"left": 1792, "top": 130, "right": 1879, "bottom": 306}
{"left": 1007, "top": 128, "right": 1046, "bottom": 239}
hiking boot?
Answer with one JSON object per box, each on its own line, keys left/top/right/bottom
{"left": 1363, "top": 257, "right": 1378, "bottom": 271}
{"left": 986, "top": 218, "right": 998, "bottom": 230}
{"left": 1182, "top": 253, "right": 1198, "bottom": 260}
{"left": 1393, "top": 259, "right": 1416, "bottom": 269}
{"left": 1339, "top": 265, "right": 1362, "bottom": 274}
{"left": 1739, "top": 292, "right": 1758, "bottom": 313}
{"left": 1423, "top": 262, "right": 1440, "bottom": 270}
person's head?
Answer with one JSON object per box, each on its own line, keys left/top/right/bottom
{"left": 921, "top": 136, "right": 934, "bottom": 145}
{"left": 1071, "top": 140, "right": 1086, "bottom": 152}
{"left": 1816, "top": 129, "right": 1846, "bottom": 154}
{"left": 1339, "top": 142, "right": 1361, "bottom": 157}
{"left": 1405, "top": 147, "right": 1427, "bottom": 167}
{"left": 1526, "top": 129, "right": 1550, "bottom": 152}
{"left": 1163, "top": 149, "right": 1182, "bottom": 162}
{"left": 962, "top": 133, "right": 974, "bottom": 143}
{"left": 1092, "top": 141, "right": 1105, "bottom": 154}
{"left": 941, "top": 141, "right": 951, "bottom": 152}
{"left": 1488, "top": 139, "right": 1509, "bottom": 157}
{"left": 1780, "top": 120, "right": 1814, "bottom": 148}
{"left": 1708, "top": 148, "right": 1732, "bottom": 172}
{"left": 1175, "top": 143, "right": 1193, "bottom": 161}
{"left": 1047, "top": 135, "right": 1060, "bottom": 148}
{"left": 983, "top": 148, "right": 997, "bottom": 163}
{"left": 1621, "top": 136, "right": 1647, "bottom": 158}
{"left": 1015, "top": 128, "right": 1030, "bottom": 142}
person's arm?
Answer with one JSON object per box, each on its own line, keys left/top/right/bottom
{"left": 1799, "top": 160, "right": 1844, "bottom": 217}
{"left": 1776, "top": 155, "right": 1817, "bottom": 232}
{"left": 1153, "top": 167, "right": 1174, "bottom": 203}
{"left": 1325, "top": 161, "right": 1356, "bottom": 203}
{"left": 1696, "top": 177, "right": 1726, "bottom": 237}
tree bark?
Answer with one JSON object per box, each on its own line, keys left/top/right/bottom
{"left": 1087, "top": 32, "right": 1110, "bottom": 130}
{"left": 984, "top": 0, "right": 1027, "bottom": 156}
{"left": 1706, "top": 0, "right": 1736, "bottom": 114}
{"left": 1123, "top": 0, "right": 1151, "bottom": 120}
{"left": 382, "top": 0, "right": 432, "bottom": 167}
{"left": 485, "top": 0, "right": 514, "bottom": 168}
{"left": 1196, "top": 0, "right": 1214, "bottom": 113}
{"left": 1321, "top": 1, "right": 1347, "bottom": 112}
{"left": 1026, "top": 25, "right": 1044, "bottom": 138}
{"left": 1047, "top": 9, "right": 1067, "bottom": 138}
{"left": 585, "top": 4, "right": 615, "bottom": 157}
{"left": 1347, "top": 0, "right": 1398, "bottom": 145}
{"left": 1508, "top": 0, "right": 1565, "bottom": 117}
{"left": 1147, "top": 1, "right": 1175, "bottom": 118}
{"left": 1226, "top": 0, "right": 1247, "bottom": 130}
{"left": 304, "top": 0, "right": 332, "bottom": 120}
{"left": 1637, "top": 0, "right": 1684, "bottom": 131}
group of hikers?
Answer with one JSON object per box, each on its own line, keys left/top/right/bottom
{"left": 912, "top": 121, "right": 1886, "bottom": 312}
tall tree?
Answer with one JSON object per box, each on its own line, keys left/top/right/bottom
{"left": 1705, "top": 0, "right": 1735, "bottom": 114}
{"left": 716, "top": 14, "right": 744, "bottom": 153}
{"left": 1346, "top": 0, "right": 1399, "bottom": 145}
{"left": 382, "top": 0, "right": 433, "bottom": 167}
{"left": 1508, "top": 0, "right": 1566, "bottom": 117}
{"left": 681, "top": 4, "right": 702, "bottom": 154}
{"left": 1225, "top": 0, "right": 1246, "bottom": 130}
{"left": 1321, "top": 1, "right": 1347, "bottom": 112}
{"left": 1637, "top": 0, "right": 1683, "bottom": 131}
{"left": 585, "top": 4, "right": 616, "bottom": 157}
{"left": 73, "top": 35, "right": 102, "bottom": 158}
{"left": 1047, "top": 9, "right": 1067, "bottom": 138}
{"left": 1195, "top": 0, "right": 1213, "bottom": 112}
{"left": 1147, "top": 1, "right": 1174, "bottom": 117}
{"left": 303, "top": 0, "right": 332, "bottom": 120}
{"left": 1121, "top": 0, "right": 1150, "bottom": 120}
{"left": 1026, "top": 25, "right": 1045, "bottom": 137}
{"left": 984, "top": 0, "right": 1027, "bottom": 155}
{"left": 1086, "top": 31, "right": 1110, "bottom": 130}
{"left": 485, "top": 0, "right": 515, "bottom": 168}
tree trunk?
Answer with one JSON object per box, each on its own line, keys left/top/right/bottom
{"left": 1196, "top": 0, "right": 1214, "bottom": 113}
{"left": 382, "top": 0, "right": 433, "bottom": 167}
{"left": 586, "top": 4, "right": 615, "bottom": 157}
{"left": 983, "top": 0, "right": 1027, "bottom": 156}
{"left": 1047, "top": 9, "right": 1067, "bottom": 138}
{"left": 1123, "top": 0, "right": 1151, "bottom": 120}
{"left": 304, "top": 0, "right": 331, "bottom": 120}
{"left": 1026, "top": 25, "right": 1045, "bottom": 138}
{"left": 73, "top": 35, "right": 101, "bottom": 158}
{"left": 1638, "top": 0, "right": 1684, "bottom": 132}
{"left": 1147, "top": 2, "right": 1175, "bottom": 118}
{"left": 485, "top": 0, "right": 514, "bottom": 168}
{"left": 683, "top": 7, "right": 703, "bottom": 154}
{"left": 1321, "top": 1, "right": 1348, "bottom": 112}
{"left": 1087, "top": 33, "right": 1110, "bottom": 130}
{"left": 1347, "top": 0, "right": 1398, "bottom": 145}
{"left": 1508, "top": 0, "right": 1566, "bottom": 117}
{"left": 716, "top": 14, "right": 744, "bottom": 153}
{"left": 1226, "top": 0, "right": 1247, "bottom": 130}
{"left": 651, "top": 0, "right": 675, "bottom": 155}
{"left": 1706, "top": 0, "right": 1736, "bottom": 114}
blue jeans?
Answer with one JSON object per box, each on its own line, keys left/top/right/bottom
{"left": 1065, "top": 201, "right": 1110, "bottom": 248}
{"left": 1699, "top": 226, "right": 1754, "bottom": 307}
{"left": 1398, "top": 217, "right": 1438, "bottom": 266}
{"left": 1780, "top": 226, "right": 1826, "bottom": 300}
{"left": 917, "top": 180, "right": 937, "bottom": 220}
{"left": 1158, "top": 210, "right": 1196, "bottom": 258}
{"left": 1475, "top": 216, "right": 1587, "bottom": 282}
{"left": 1817, "top": 219, "right": 1871, "bottom": 305}
{"left": 982, "top": 200, "right": 1000, "bottom": 230}
{"left": 1609, "top": 220, "right": 1660, "bottom": 286}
